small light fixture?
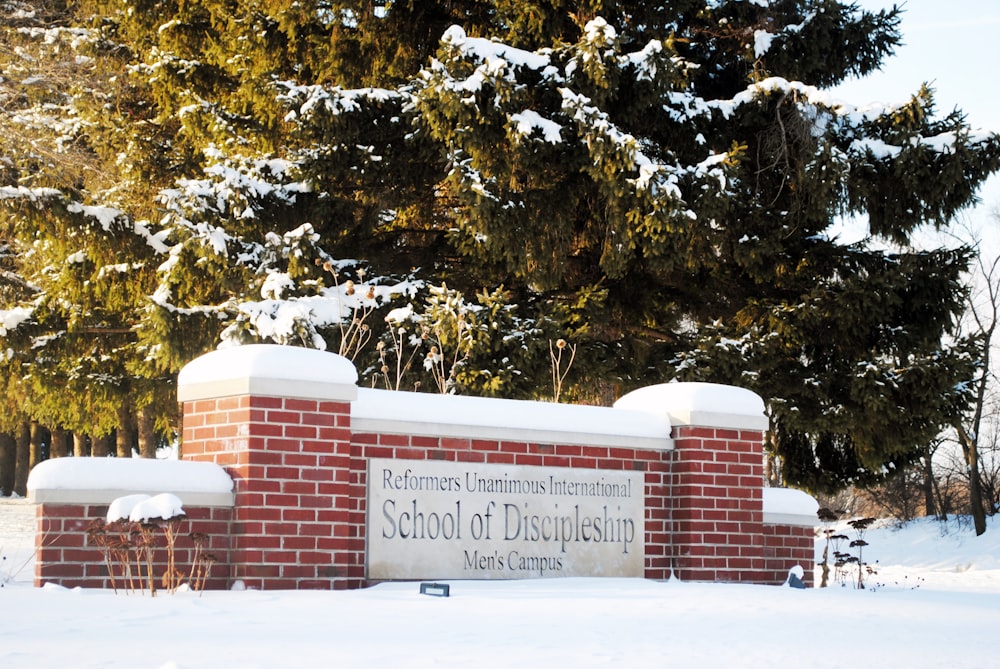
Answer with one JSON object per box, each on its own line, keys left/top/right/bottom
{"left": 419, "top": 582, "right": 450, "bottom": 597}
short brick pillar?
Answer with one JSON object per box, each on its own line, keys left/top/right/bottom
{"left": 177, "top": 344, "right": 363, "bottom": 589}
{"left": 762, "top": 488, "right": 818, "bottom": 587}
{"left": 616, "top": 383, "right": 769, "bottom": 582}
{"left": 27, "top": 458, "right": 234, "bottom": 589}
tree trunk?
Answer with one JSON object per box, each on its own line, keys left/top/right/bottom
{"left": 956, "top": 423, "right": 988, "bottom": 535}
{"left": 116, "top": 405, "right": 135, "bottom": 458}
{"left": 922, "top": 454, "right": 937, "bottom": 519}
{"left": 49, "top": 428, "right": 69, "bottom": 458}
{"left": 73, "top": 432, "right": 89, "bottom": 457}
{"left": 14, "top": 422, "right": 30, "bottom": 496}
{"left": 0, "top": 432, "right": 15, "bottom": 496}
{"left": 29, "top": 422, "right": 48, "bottom": 470}
{"left": 137, "top": 404, "right": 157, "bottom": 458}
{"left": 91, "top": 434, "right": 109, "bottom": 457}
{"left": 968, "top": 439, "right": 988, "bottom": 536}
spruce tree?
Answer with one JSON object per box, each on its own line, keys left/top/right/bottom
{"left": 2, "top": 1, "right": 999, "bottom": 493}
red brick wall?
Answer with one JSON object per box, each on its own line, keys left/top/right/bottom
{"left": 33, "top": 388, "right": 816, "bottom": 590}
{"left": 178, "top": 393, "right": 808, "bottom": 587}
{"left": 762, "top": 523, "right": 816, "bottom": 587}
{"left": 669, "top": 425, "right": 767, "bottom": 582}
{"left": 35, "top": 503, "right": 231, "bottom": 591}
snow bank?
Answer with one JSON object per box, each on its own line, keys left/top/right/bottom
{"left": 27, "top": 457, "right": 233, "bottom": 506}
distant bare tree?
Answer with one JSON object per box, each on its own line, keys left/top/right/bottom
{"left": 860, "top": 463, "right": 924, "bottom": 522}
{"left": 951, "top": 222, "right": 1000, "bottom": 534}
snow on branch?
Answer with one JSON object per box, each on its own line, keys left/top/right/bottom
{"left": 0, "top": 305, "right": 33, "bottom": 336}
{"left": 440, "top": 25, "right": 553, "bottom": 74}
{"left": 277, "top": 82, "right": 405, "bottom": 122}
{"left": 156, "top": 149, "right": 312, "bottom": 260}
{"left": 620, "top": 38, "right": 665, "bottom": 82}
{"left": 0, "top": 187, "right": 169, "bottom": 253}
{"left": 0, "top": 185, "right": 64, "bottom": 202}
{"left": 508, "top": 110, "right": 563, "bottom": 144}
{"left": 221, "top": 276, "right": 421, "bottom": 350}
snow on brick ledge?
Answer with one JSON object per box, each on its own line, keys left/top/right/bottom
{"left": 762, "top": 487, "right": 819, "bottom": 527}
{"left": 613, "top": 382, "right": 768, "bottom": 431}
{"left": 27, "top": 457, "right": 234, "bottom": 507}
{"left": 177, "top": 343, "right": 358, "bottom": 403}
{"left": 353, "top": 387, "right": 673, "bottom": 450}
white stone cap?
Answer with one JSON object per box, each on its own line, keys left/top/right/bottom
{"left": 353, "top": 387, "right": 674, "bottom": 451}
{"left": 177, "top": 343, "right": 358, "bottom": 403}
{"left": 762, "top": 487, "right": 819, "bottom": 527}
{"left": 27, "top": 457, "right": 235, "bottom": 507}
{"left": 613, "top": 382, "right": 768, "bottom": 431}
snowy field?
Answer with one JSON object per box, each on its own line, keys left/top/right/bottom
{"left": 2, "top": 496, "right": 999, "bottom": 669}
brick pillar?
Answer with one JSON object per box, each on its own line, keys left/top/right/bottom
{"left": 670, "top": 424, "right": 766, "bottom": 582}
{"left": 615, "top": 382, "right": 769, "bottom": 583}
{"left": 178, "top": 344, "right": 362, "bottom": 590}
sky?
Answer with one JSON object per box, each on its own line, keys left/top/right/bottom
{"left": 832, "top": 1, "right": 1000, "bottom": 236}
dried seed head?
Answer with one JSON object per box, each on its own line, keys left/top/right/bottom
{"left": 556, "top": 338, "right": 567, "bottom": 349}
{"left": 322, "top": 261, "right": 333, "bottom": 272}
{"left": 344, "top": 280, "right": 355, "bottom": 296}
{"left": 381, "top": 365, "right": 390, "bottom": 373}
{"left": 366, "top": 286, "right": 376, "bottom": 300}
{"left": 376, "top": 340, "right": 385, "bottom": 351}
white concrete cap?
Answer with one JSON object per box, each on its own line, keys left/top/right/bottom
{"left": 177, "top": 344, "right": 358, "bottom": 403}
{"left": 353, "top": 387, "right": 673, "bottom": 451}
{"left": 613, "top": 382, "right": 768, "bottom": 431}
{"left": 27, "top": 457, "right": 235, "bottom": 507}
{"left": 762, "top": 487, "right": 819, "bottom": 527}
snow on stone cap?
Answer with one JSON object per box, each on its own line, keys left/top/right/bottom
{"left": 762, "top": 487, "right": 819, "bottom": 527}
{"left": 613, "top": 382, "right": 768, "bottom": 431}
{"left": 353, "top": 387, "right": 673, "bottom": 451}
{"left": 177, "top": 343, "right": 358, "bottom": 402}
{"left": 28, "top": 457, "right": 234, "bottom": 507}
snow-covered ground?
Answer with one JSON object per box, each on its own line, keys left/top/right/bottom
{"left": 2, "top": 496, "right": 999, "bottom": 668}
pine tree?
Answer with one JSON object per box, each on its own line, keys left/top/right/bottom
{"left": 2, "top": 1, "right": 999, "bottom": 494}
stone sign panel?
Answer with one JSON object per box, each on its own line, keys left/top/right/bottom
{"left": 366, "top": 458, "right": 645, "bottom": 580}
